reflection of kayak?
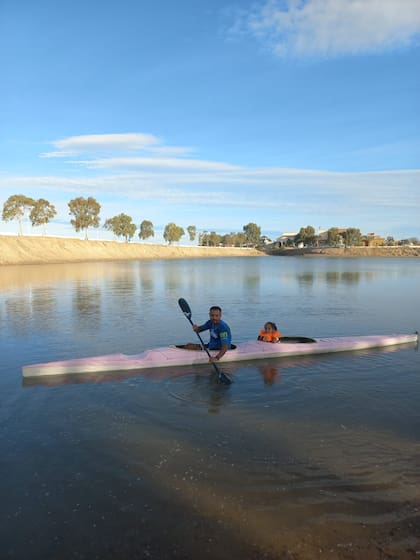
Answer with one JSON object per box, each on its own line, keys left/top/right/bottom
{"left": 22, "top": 333, "right": 418, "bottom": 378}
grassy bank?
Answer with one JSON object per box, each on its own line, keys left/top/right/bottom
{"left": 0, "top": 235, "right": 264, "bottom": 266}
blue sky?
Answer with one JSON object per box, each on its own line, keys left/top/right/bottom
{"left": 1, "top": 0, "right": 419, "bottom": 242}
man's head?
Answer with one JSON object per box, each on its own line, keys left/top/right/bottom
{"left": 209, "top": 306, "right": 222, "bottom": 324}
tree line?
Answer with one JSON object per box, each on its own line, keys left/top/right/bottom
{"left": 290, "top": 225, "right": 418, "bottom": 247}
{"left": 1, "top": 194, "right": 262, "bottom": 246}
{"left": 4, "top": 194, "right": 415, "bottom": 247}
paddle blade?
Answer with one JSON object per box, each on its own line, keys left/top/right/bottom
{"left": 219, "top": 372, "right": 232, "bottom": 385}
{"left": 178, "top": 298, "right": 192, "bottom": 319}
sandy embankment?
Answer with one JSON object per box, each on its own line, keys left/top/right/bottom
{"left": 0, "top": 235, "right": 264, "bottom": 266}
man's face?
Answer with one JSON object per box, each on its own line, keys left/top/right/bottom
{"left": 209, "top": 308, "right": 221, "bottom": 325}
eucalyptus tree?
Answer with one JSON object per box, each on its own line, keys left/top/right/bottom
{"left": 163, "top": 223, "right": 184, "bottom": 244}
{"left": 68, "top": 196, "right": 101, "bottom": 240}
{"left": 139, "top": 220, "right": 154, "bottom": 241}
{"left": 295, "top": 225, "right": 316, "bottom": 247}
{"left": 29, "top": 198, "right": 57, "bottom": 235}
{"left": 200, "top": 231, "right": 221, "bottom": 246}
{"left": 2, "top": 194, "right": 35, "bottom": 235}
{"left": 343, "top": 228, "right": 362, "bottom": 246}
{"left": 104, "top": 213, "right": 137, "bottom": 242}
{"left": 327, "top": 227, "right": 341, "bottom": 246}
{"left": 187, "top": 225, "right": 196, "bottom": 242}
{"left": 243, "top": 222, "right": 261, "bottom": 246}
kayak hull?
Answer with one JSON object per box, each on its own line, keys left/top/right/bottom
{"left": 22, "top": 333, "right": 418, "bottom": 378}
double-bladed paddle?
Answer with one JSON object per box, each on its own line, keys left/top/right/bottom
{"left": 178, "top": 298, "right": 232, "bottom": 384}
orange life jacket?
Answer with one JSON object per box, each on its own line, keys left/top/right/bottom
{"left": 258, "top": 329, "right": 282, "bottom": 342}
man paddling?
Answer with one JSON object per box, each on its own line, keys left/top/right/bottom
{"left": 187, "top": 305, "right": 232, "bottom": 362}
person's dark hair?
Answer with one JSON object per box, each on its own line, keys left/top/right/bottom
{"left": 266, "top": 321, "right": 277, "bottom": 331}
{"left": 210, "top": 306, "right": 222, "bottom": 313}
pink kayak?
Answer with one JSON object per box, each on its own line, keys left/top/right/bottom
{"left": 22, "top": 333, "right": 418, "bottom": 378}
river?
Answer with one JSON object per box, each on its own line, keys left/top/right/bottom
{"left": 1, "top": 256, "right": 419, "bottom": 559}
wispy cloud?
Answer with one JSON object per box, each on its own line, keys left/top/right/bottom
{"left": 40, "top": 133, "right": 193, "bottom": 158}
{"left": 76, "top": 157, "right": 241, "bottom": 172}
{"left": 1, "top": 132, "right": 417, "bottom": 236}
{"left": 233, "top": 0, "right": 420, "bottom": 58}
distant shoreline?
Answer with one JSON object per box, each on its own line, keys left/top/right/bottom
{"left": 1, "top": 236, "right": 419, "bottom": 266}
{"left": 0, "top": 235, "right": 264, "bottom": 266}
{"left": 264, "top": 245, "right": 420, "bottom": 258}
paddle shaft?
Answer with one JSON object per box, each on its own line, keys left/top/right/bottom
{"left": 183, "top": 313, "right": 226, "bottom": 377}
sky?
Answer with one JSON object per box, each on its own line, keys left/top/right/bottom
{"left": 1, "top": 0, "right": 419, "bottom": 243}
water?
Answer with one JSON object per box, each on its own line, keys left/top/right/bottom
{"left": 1, "top": 257, "right": 419, "bottom": 559}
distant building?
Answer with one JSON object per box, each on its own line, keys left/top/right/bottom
{"left": 363, "top": 233, "right": 385, "bottom": 246}
{"left": 276, "top": 232, "right": 298, "bottom": 247}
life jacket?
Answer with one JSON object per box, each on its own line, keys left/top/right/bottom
{"left": 258, "top": 329, "right": 282, "bottom": 342}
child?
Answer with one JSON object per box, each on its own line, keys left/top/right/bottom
{"left": 257, "top": 321, "right": 282, "bottom": 343}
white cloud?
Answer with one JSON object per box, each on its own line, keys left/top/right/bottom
{"left": 40, "top": 133, "right": 193, "bottom": 158}
{"left": 2, "top": 132, "right": 417, "bottom": 238}
{"left": 238, "top": 0, "right": 420, "bottom": 58}
{"left": 76, "top": 157, "right": 241, "bottom": 172}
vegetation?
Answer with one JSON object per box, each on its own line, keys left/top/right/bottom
{"left": 68, "top": 196, "right": 101, "bottom": 240}
{"left": 343, "top": 228, "right": 362, "bottom": 246}
{"left": 2, "top": 193, "right": 418, "bottom": 248}
{"left": 104, "top": 213, "right": 137, "bottom": 242}
{"left": 295, "top": 225, "right": 316, "bottom": 246}
{"left": 187, "top": 225, "right": 196, "bottom": 242}
{"left": 139, "top": 220, "right": 154, "bottom": 241}
{"left": 29, "top": 198, "right": 57, "bottom": 235}
{"left": 243, "top": 223, "right": 261, "bottom": 246}
{"left": 2, "top": 194, "right": 36, "bottom": 235}
{"left": 326, "top": 227, "right": 341, "bottom": 246}
{"left": 163, "top": 223, "right": 185, "bottom": 244}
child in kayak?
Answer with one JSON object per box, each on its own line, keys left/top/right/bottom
{"left": 258, "top": 322, "right": 282, "bottom": 343}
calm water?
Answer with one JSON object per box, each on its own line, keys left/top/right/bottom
{"left": 1, "top": 257, "right": 419, "bottom": 559}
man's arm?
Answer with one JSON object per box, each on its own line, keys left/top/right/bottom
{"left": 209, "top": 342, "right": 228, "bottom": 362}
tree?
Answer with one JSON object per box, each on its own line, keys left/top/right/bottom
{"left": 203, "top": 231, "right": 221, "bottom": 246}
{"left": 163, "top": 223, "right": 184, "bottom": 244}
{"left": 187, "top": 225, "right": 196, "bottom": 242}
{"left": 2, "top": 194, "right": 35, "bottom": 235}
{"left": 68, "top": 196, "right": 101, "bottom": 240}
{"left": 327, "top": 227, "right": 341, "bottom": 246}
{"left": 139, "top": 220, "right": 154, "bottom": 241}
{"left": 104, "top": 213, "right": 136, "bottom": 242}
{"left": 243, "top": 222, "right": 261, "bottom": 246}
{"left": 199, "top": 231, "right": 209, "bottom": 246}
{"left": 344, "top": 228, "right": 362, "bottom": 247}
{"left": 29, "top": 198, "right": 57, "bottom": 235}
{"left": 295, "top": 225, "right": 316, "bottom": 246}
{"left": 385, "top": 236, "right": 395, "bottom": 246}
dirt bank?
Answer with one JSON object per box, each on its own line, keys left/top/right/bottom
{"left": 265, "top": 246, "right": 420, "bottom": 258}
{"left": 0, "top": 235, "right": 264, "bottom": 266}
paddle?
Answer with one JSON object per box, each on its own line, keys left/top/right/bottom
{"left": 178, "top": 298, "right": 232, "bottom": 385}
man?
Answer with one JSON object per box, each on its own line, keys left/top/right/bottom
{"left": 189, "top": 305, "right": 232, "bottom": 362}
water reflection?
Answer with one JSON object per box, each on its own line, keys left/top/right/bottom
{"left": 3, "top": 257, "right": 420, "bottom": 560}
{"left": 72, "top": 282, "right": 102, "bottom": 329}
{"left": 259, "top": 365, "right": 281, "bottom": 385}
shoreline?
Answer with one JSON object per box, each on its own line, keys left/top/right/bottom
{"left": 0, "top": 235, "right": 264, "bottom": 266}
{"left": 264, "top": 245, "right": 420, "bottom": 258}
{"left": 1, "top": 235, "right": 419, "bottom": 266}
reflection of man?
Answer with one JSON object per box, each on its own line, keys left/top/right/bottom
{"left": 192, "top": 306, "right": 232, "bottom": 363}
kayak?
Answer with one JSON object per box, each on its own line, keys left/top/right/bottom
{"left": 22, "top": 332, "right": 418, "bottom": 378}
